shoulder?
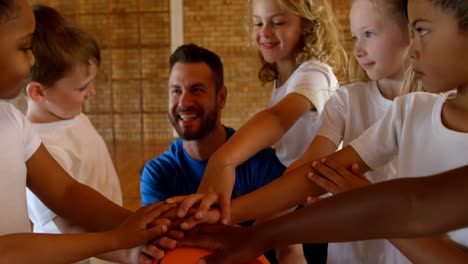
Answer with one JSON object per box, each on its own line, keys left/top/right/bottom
{"left": 333, "top": 81, "right": 374, "bottom": 99}
{"left": 0, "top": 102, "right": 25, "bottom": 123}
{"left": 144, "top": 140, "right": 181, "bottom": 170}
{"left": 394, "top": 91, "right": 440, "bottom": 109}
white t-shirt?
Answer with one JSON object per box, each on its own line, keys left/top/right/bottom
{"left": 351, "top": 91, "right": 468, "bottom": 248}
{"left": 27, "top": 113, "right": 122, "bottom": 235}
{"left": 269, "top": 59, "right": 339, "bottom": 166}
{"left": 0, "top": 102, "right": 41, "bottom": 235}
{"left": 317, "top": 81, "right": 406, "bottom": 263}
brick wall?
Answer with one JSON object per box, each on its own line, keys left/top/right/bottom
{"left": 22, "top": 0, "right": 353, "bottom": 144}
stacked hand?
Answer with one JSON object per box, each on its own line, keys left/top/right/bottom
{"left": 308, "top": 158, "right": 371, "bottom": 196}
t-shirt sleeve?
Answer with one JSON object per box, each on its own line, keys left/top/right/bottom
{"left": 10, "top": 104, "right": 41, "bottom": 161}
{"left": 140, "top": 159, "right": 171, "bottom": 205}
{"left": 349, "top": 97, "right": 403, "bottom": 170}
{"left": 285, "top": 63, "right": 336, "bottom": 114}
{"left": 316, "top": 89, "right": 347, "bottom": 146}
{"left": 26, "top": 146, "right": 76, "bottom": 225}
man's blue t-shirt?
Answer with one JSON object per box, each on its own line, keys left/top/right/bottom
{"left": 140, "top": 127, "right": 286, "bottom": 205}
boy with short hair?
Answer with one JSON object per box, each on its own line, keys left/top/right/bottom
{"left": 24, "top": 5, "right": 122, "bottom": 264}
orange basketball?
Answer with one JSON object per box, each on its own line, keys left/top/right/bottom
{"left": 157, "top": 247, "right": 270, "bottom": 264}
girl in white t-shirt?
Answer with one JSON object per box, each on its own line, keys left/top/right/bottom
{"left": 285, "top": 0, "right": 417, "bottom": 263}
{"left": 0, "top": 0, "right": 173, "bottom": 262}
{"left": 177, "top": 0, "right": 348, "bottom": 225}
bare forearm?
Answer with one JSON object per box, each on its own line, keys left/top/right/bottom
{"left": 27, "top": 145, "right": 130, "bottom": 231}
{"left": 230, "top": 164, "right": 325, "bottom": 224}
{"left": 230, "top": 146, "right": 366, "bottom": 224}
{"left": 0, "top": 232, "right": 119, "bottom": 264}
{"left": 54, "top": 183, "right": 130, "bottom": 231}
{"left": 254, "top": 167, "right": 468, "bottom": 248}
{"left": 213, "top": 110, "right": 287, "bottom": 167}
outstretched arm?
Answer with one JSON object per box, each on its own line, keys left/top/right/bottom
{"left": 26, "top": 144, "right": 175, "bottom": 262}
{"left": 196, "top": 93, "right": 313, "bottom": 222}
{"left": 228, "top": 146, "right": 368, "bottom": 224}
{"left": 179, "top": 165, "right": 468, "bottom": 264}
{"left": 26, "top": 145, "right": 130, "bottom": 231}
{"left": 260, "top": 165, "right": 468, "bottom": 244}
{"left": 0, "top": 202, "right": 174, "bottom": 264}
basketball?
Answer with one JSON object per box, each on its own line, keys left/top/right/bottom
{"left": 158, "top": 247, "right": 270, "bottom": 264}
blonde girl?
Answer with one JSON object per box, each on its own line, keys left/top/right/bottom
{"left": 186, "top": 0, "right": 347, "bottom": 224}
{"left": 286, "top": 0, "right": 413, "bottom": 262}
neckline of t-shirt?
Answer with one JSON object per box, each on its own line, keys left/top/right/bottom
{"left": 31, "top": 113, "right": 83, "bottom": 129}
{"left": 432, "top": 91, "right": 466, "bottom": 138}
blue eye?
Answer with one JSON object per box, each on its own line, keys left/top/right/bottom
{"left": 351, "top": 35, "right": 358, "bottom": 43}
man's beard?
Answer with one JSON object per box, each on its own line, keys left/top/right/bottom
{"left": 168, "top": 105, "right": 219, "bottom": 140}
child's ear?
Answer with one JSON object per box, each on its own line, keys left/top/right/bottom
{"left": 26, "top": 82, "right": 47, "bottom": 103}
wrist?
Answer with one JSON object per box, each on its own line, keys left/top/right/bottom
{"left": 210, "top": 151, "right": 231, "bottom": 167}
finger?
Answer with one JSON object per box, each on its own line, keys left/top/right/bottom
{"left": 303, "top": 196, "right": 321, "bottom": 206}
{"left": 321, "top": 158, "right": 355, "bottom": 179}
{"left": 219, "top": 196, "right": 231, "bottom": 225}
{"left": 136, "top": 252, "right": 152, "bottom": 264}
{"left": 145, "top": 224, "right": 168, "bottom": 242}
{"left": 308, "top": 172, "right": 340, "bottom": 194}
{"left": 160, "top": 207, "right": 179, "bottom": 219}
{"left": 165, "top": 195, "right": 189, "bottom": 204}
{"left": 145, "top": 203, "right": 177, "bottom": 223}
{"left": 148, "top": 217, "right": 171, "bottom": 229}
{"left": 141, "top": 243, "right": 166, "bottom": 261}
{"left": 312, "top": 161, "right": 344, "bottom": 186}
{"left": 180, "top": 216, "right": 202, "bottom": 230}
{"left": 166, "top": 229, "right": 185, "bottom": 240}
{"left": 195, "top": 193, "right": 220, "bottom": 219}
{"left": 152, "top": 235, "right": 177, "bottom": 250}
{"left": 177, "top": 194, "right": 205, "bottom": 218}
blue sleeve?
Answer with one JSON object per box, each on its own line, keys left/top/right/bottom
{"left": 140, "top": 158, "right": 172, "bottom": 206}
{"left": 250, "top": 148, "right": 286, "bottom": 190}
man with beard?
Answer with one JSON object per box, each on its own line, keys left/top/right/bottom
{"left": 140, "top": 44, "right": 285, "bottom": 207}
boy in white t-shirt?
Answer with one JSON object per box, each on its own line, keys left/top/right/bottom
{"left": 24, "top": 5, "right": 121, "bottom": 264}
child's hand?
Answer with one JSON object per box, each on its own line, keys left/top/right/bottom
{"left": 196, "top": 162, "right": 237, "bottom": 224}
{"left": 113, "top": 202, "right": 175, "bottom": 252}
{"left": 309, "top": 159, "right": 371, "bottom": 195}
{"left": 166, "top": 191, "right": 229, "bottom": 224}
{"left": 178, "top": 207, "right": 221, "bottom": 230}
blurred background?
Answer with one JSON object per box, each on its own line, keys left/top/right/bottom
{"left": 14, "top": 0, "right": 353, "bottom": 210}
